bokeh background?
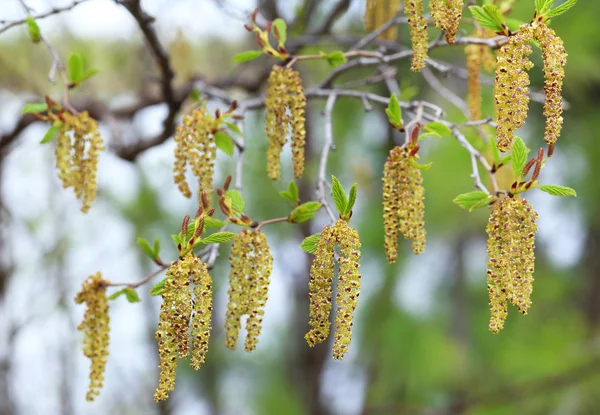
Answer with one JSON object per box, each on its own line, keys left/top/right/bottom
{"left": 1, "top": 1, "right": 599, "bottom": 414}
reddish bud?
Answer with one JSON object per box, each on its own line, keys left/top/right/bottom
{"left": 251, "top": 8, "right": 258, "bottom": 22}
{"left": 201, "top": 191, "right": 210, "bottom": 209}
{"left": 181, "top": 215, "right": 190, "bottom": 234}
{"left": 223, "top": 175, "right": 232, "bottom": 191}
{"left": 244, "top": 24, "right": 253, "bottom": 32}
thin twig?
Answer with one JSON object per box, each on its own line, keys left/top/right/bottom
{"left": 318, "top": 94, "right": 339, "bottom": 223}
{"left": 0, "top": 0, "right": 91, "bottom": 36}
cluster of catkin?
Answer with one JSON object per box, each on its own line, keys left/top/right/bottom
{"left": 265, "top": 65, "right": 307, "bottom": 180}
{"left": 306, "top": 219, "right": 361, "bottom": 360}
{"left": 430, "top": 0, "right": 464, "bottom": 44}
{"left": 404, "top": 0, "right": 429, "bottom": 72}
{"left": 382, "top": 146, "right": 426, "bottom": 263}
{"left": 154, "top": 253, "right": 213, "bottom": 402}
{"left": 226, "top": 229, "right": 273, "bottom": 352}
{"left": 75, "top": 272, "right": 110, "bottom": 402}
{"left": 173, "top": 108, "right": 218, "bottom": 200}
{"left": 486, "top": 196, "right": 538, "bottom": 333}
{"left": 364, "top": 0, "right": 401, "bottom": 41}
{"left": 55, "top": 111, "right": 103, "bottom": 213}
{"left": 494, "top": 22, "right": 567, "bottom": 152}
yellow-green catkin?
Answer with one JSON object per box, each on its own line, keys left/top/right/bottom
{"left": 226, "top": 229, "right": 273, "bottom": 352}
{"left": 75, "top": 272, "right": 110, "bottom": 402}
{"left": 154, "top": 254, "right": 194, "bottom": 402}
{"left": 430, "top": 0, "right": 464, "bottom": 44}
{"left": 306, "top": 220, "right": 362, "bottom": 360}
{"left": 382, "top": 147, "right": 426, "bottom": 263}
{"left": 534, "top": 22, "right": 567, "bottom": 146}
{"left": 55, "top": 111, "right": 103, "bottom": 213}
{"left": 190, "top": 258, "right": 212, "bottom": 370}
{"left": 364, "top": 0, "right": 401, "bottom": 41}
{"left": 466, "top": 42, "right": 483, "bottom": 121}
{"left": 265, "top": 65, "right": 307, "bottom": 180}
{"left": 305, "top": 226, "right": 336, "bottom": 347}
{"left": 405, "top": 0, "right": 428, "bottom": 72}
{"left": 486, "top": 196, "right": 538, "bottom": 333}
{"left": 332, "top": 220, "right": 361, "bottom": 360}
{"left": 494, "top": 25, "right": 534, "bottom": 152}
{"left": 173, "top": 108, "right": 217, "bottom": 200}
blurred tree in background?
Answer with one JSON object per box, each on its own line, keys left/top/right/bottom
{"left": 0, "top": 1, "right": 599, "bottom": 415}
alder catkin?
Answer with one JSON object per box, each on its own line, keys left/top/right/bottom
{"left": 430, "top": 0, "right": 464, "bottom": 44}
{"left": 364, "top": 0, "right": 401, "bottom": 41}
{"left": 55, "top": 111, "right": 103, "bottom": 213}
{"left": 405, "top": 0, "right": 429, "bottom": 72}
{"left": 486, "top": 196, "right": 538, "bottom": 333}
{"left": 265, "top": 65, "right": 307, "bottom": 180}
{"left": 173, "top": 108, "right": 217, "bottom": 200}
{"left": 190, "top": 258, "right": 213, "bottom": 370}
{"left": 534, "top": 22, "right": 567, "bottom": 146}
{"left": 382, "top": 146, "right": 426, "bottom": 262}
{"left": 494, "top": 25, "right": 534, "bottom": 152}
{"left": 75, "top": 272, "right": 110, "bottom": 402}
{"left": 466, "top": 42, "right": 483, "bottom": 121}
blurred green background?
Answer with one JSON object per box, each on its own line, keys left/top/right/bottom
{"left": 0, "top": 1, "right": 599, "bottom": 414}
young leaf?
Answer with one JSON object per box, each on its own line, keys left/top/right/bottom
{"left": 511, "top": 136, "right": 530, "bottom": 178}
{"left": 79, "top": 68, "right": 99, "bottom": 83}
{"left": 149, "top": 278, "right": 167, "bottom": 296}
{"left": 482, "top": 4, "right": 507, "bottom": 29}
{"left": 232, "top": 50, "right": 263, "bottom": 63}
{"left": 288, "top": 180, "right": 299, "bottom": 202}
{"left": 385, "top": 93, "right": 403, "bottom": 129}
{"left": 289, "top": 201, "right": 322, "bottom": 223}
{"left": 537, "top": 185, "right": 577, "bottom": 197}
{"left": 153, "top": 238, "right": 160, "bottom": 257}
{"left": 214, "top": 131, "right": 234, "bottom": 156}
{"left": 423, "top": 122, "right": 452, "bottom": 137}
{"left": 345, "top": 183, "right": 357, "bottom": 214}
{"left": 536, "top": 0, "right": 555, "bottom": 15}
{"left": 200, "top": 231, "right": 237, "bottom": 244}
{"left": 22, "top": 103, "right": 48, "bottom": 115}
{"left": 226, "top": 189, "right": 245, "bottom": 213}
{"left": 300, "top": 233, "right": 321, "bottom": 254}
{"left": 331, "top": 175, "right": 348, "bottom": 215}
{"left": 469, "top": 6, "right": 504, "bottom": 32}
{"left": 546, "top": 0, "right": 578, "bottom": 18}
{"left": 108, "top": 289, "right": 127, "bottom": 300}
{"left": 411, "top": 160, "right": 433, "bottom": 171}
{"left": 319, "top": 50, "right": 347, "bottom": 68}
{"left": 489, "top": 135, "right": 502, "bottom": 167}
{"left": 272, "top": 18, "right": 288, "bottom": 46}
{"left": 40, "top": 124, "right": 61, "bottom": 144}
{"left": 279, "top": 191, "right": 298, "bottom": 206}
{"left": 26, "top": 16, "right": 41, "bottom": 44}
{"left": 68, "top": 53, "right": 84, "bottom": 83}
{"left": 124, "top": 288, "right": 141, "bottom": 303}
{"left": 137, "top": 237, "right": 157, "bottom": 259}
{"left": 453, "top": 191, "right": 491, "bottom": 211}
{"left": 171, "top": 233, "right": 183, "bottom": 247}
{"left": 226, "top": 122, "right": 242, "bottom": 136}
{"left": 204, "top": 217, "right": 226, "bottom": 228}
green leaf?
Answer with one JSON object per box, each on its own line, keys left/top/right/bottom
{"left": 108, "top": 289, "right": 126, "bottom": 300}
{"left": 536, "top": 0, "right": 555, "bottom": 15}
{"left": 511, "top": 136, "right": 530, "bottom": 178}
{"left": 137, "top": 237, "right": 157, "bottom": 259}
{"left": 537, "top": 185, "right": 577, "bottom": 197}
{"left": 68, "top": 53, "right": 84, "bottom": 83}
{"left": 546, "top": 0, "right": 578, "bottom": 18}
{"left": 489, "top": 135, "right": 501, "bottom": 167}
{"left": 232, "top": 50, "right": 263, "bottom": 63}
{"left": 226, "top": 189, "right": 245, "bottom": 213}
{"left": 226, "top": 122, "right": 242, "bottom": 136}
{"left": 423, "top": 122, "right": 452, "bottom": 137}
{"left": 345, "top": 183, "right": 357, "bottom": 214}
{"left": 279, "top": 180, "right": 300, "bottom": 206}
{"left": 204, "top": 217, "right": 226, "bottom": 228}
{"left": 22, "top": 103, "right": 48, "bottom": 115}
{"left": 385, "top": 93, "right": 403, "bottom": 129}
{"left": 79, "top": 68, "right": 99, "bottom": 83}
{"left": 153, "top": 238, "right": 160, "bottom": 257}
{"left": 319, "top": 50, "right": 347, "bottom": 69}
{"left": 469, "top": 5, "right": 504, "bottom": 32}
{"left": 453, "top": 191, "right": 491, "bottom": 211}
{"left": 149, "top": 278, "right": 167, "bottom": 296}
{"left": 200, "top": 231, "right": 237, "bottom": 244}
{"left": 214, "top": 131, "right": 234, "bottom": 156}
{"left": 300, "top": 233, "right": 321, "bottom": 254}
{"left": 40, "top": 124, "right": 61, "bottom": 144}
{"left": 289, "top": 201, "right": 322, "bottom": 223}
{"left": 331, "top": 175, "right": 348, "bottom": 215}
{"left": 411, "top": 160, "right": 433, "bottom": 171}
{"left": 482, "top": 4, "right": 507, "bottom": 29}
{"left": 171, "top": 233, "right": 183, "bottom": 247}
{"left": 26, "top": 16, "right": 41, "bottom": 44}
{"left": 272, "top": 18, "right": 287, "bottom": 46}
{"left": 124, "top": 288, "right": 141, "bottom": 303}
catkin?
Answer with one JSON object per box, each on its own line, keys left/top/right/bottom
{"left": 405, "top": 0, "right": 429, "bottom": 72}
{"left": 534, "top": 22, "right": 567, "bottom": 146}
{"left": 364, "top": 0, "right": 401, "bottom": 41}
{"left": 494, "top": 25, "right": 534, "bottom": 152}
{"left": 225, "top": 229, "right": 273, "bottom": 352}
{"left": 75, "top": 272, "right": 110, "bottom": 402}
{"left": 173, "top": 108, "right": 217, "bottom": 200}
{"left": 190, "top": 258, "right": 213, "bottom": 370}
{"left": 265, "top": 66, "right": 307, "bottom": 180}
{"left": 466, "top": 43, "right": 483, "bottom": 121}
{"left": 430, "top": 0, "right": 464, "bottom": 44}
{"left": 382, "top": 146, "right": 426, "bottom": 263}
{"left": 55, "top": 111, "right": 103, "bottom": 213}
{"left": 306, "top": 219, "right": 362, "bottom": 360}
{"left": 486, "top": 196, "right": 538, "bottom": 333}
